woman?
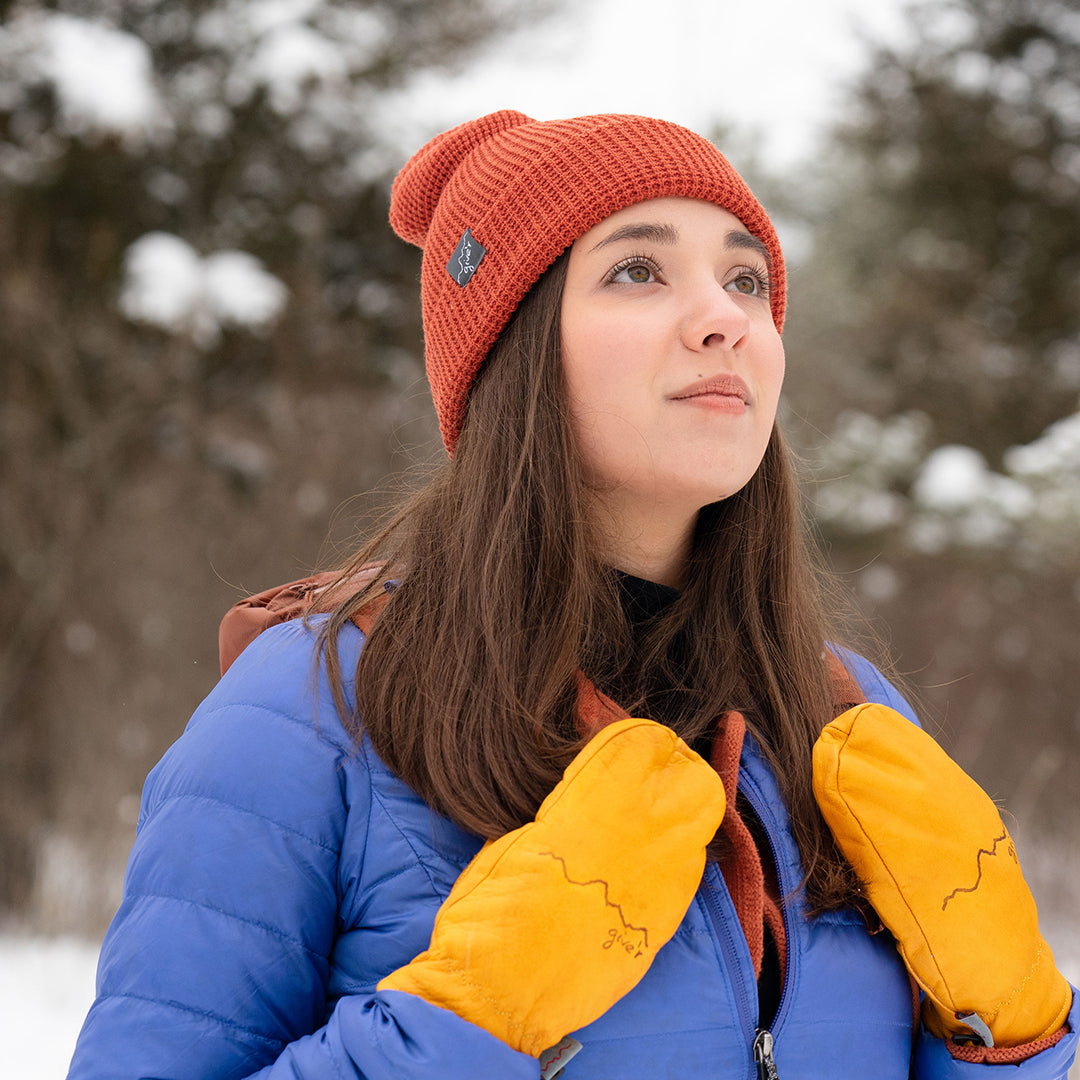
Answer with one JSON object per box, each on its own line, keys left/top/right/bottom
{"left": 68, "top": 111, "right": 1076, "bottom": 1079}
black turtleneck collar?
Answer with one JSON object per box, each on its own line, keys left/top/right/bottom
{"left": 614, "top": 571, "right": 680, "bottom": 627}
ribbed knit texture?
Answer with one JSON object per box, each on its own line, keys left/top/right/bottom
{"left": 390, "top": 111, "right": 787, "bottom": 452}
{"left": 946, "top": 1027, "right": 1068, "bottom": 1064}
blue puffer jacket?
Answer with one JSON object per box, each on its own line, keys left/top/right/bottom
{"left": 68, "top": 617, "right": 1078, "bottom": 1079}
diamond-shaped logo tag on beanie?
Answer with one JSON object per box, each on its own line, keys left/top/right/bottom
{"left": 447, "top": 228, "right": 486, "bottom": 286}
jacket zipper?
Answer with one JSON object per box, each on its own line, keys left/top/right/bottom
{"left": 742, "top": 771, "right": 794, "bottom": 1080}
{"left": 700, "top": 862, "right": 759, "bottom": 1077}
{"left": 753, "top": 1028, "right": 780, "bottom": 1080}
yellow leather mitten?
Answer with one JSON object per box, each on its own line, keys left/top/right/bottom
{"left": 379, "top": 717, "right": 727, "bottom": 1057}
{"left": 813, "top": 703, "right": 1071, "bottom": 1048}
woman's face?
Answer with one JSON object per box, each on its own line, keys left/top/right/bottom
{"left": 560, "top": 196, "right": 785, "bottom": 557}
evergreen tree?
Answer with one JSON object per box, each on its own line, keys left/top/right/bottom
{"left": 778, "top": 0, "right": 1080, "bottom": 908}
{"left": 0, "top": 0, "right": 554, "bottom": 925}
{"left": 785, "top": 0, "right": 1080, "bottom": 463}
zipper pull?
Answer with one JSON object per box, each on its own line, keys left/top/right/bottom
{"left": 753, "top": 1028, "right": 780, "bottom": 1080}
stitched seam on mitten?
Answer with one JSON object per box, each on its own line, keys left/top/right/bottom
{"left": 833, "top": 745, "right": 956, "bottom": 1009}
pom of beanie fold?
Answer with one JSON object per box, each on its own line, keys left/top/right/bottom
{"left": 390, "top": 110, "right": 533, "bottom": 247}
{"left": 388, "top": 111, "right": 786, "bottom": 453}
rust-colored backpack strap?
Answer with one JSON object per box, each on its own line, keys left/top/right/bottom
{"left": 218, "top": 565, "right": 387, "bottom": 675}
{"left": 827, "top": 650, "right": 867, "bottom": 713}
{"left": 574, "top": 671, "right": 631, "bottom": 735}
{"left": 709, "top": 711, "right": 770, "bottom": 978}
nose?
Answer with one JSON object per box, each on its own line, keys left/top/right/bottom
{"left": 680, "top": 281, "right": 751, "bottom": 352}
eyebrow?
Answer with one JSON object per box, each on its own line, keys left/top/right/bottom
{"left": 590, "top": 222, "right": 772, "bottom": 268}
{"left": 590, "top": 222, "right": 679, "bottom": 251}
{"left": 726, "top": 230, "right": 772, "bottom": 268}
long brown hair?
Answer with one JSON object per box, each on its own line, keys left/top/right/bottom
{"left": 321, "top": 251, "right": 862, "bottom": 912}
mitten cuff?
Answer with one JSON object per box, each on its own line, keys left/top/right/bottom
{"left": 945, "top": 1025, "right": 1069, "bottom": 1064}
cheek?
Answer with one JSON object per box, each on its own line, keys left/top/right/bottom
{"left": 562, "top": 305, "right": 627, "bottom": 367}
{"left": 560, "top": 313, "right": 631, "bottom": 414}
{"left": 561, "top": 343, "right": 645, "bottom": 487}
{"left": 562, "top": 360, "right": 630, "bottom": 470}
{"left": 760, "top": 341, "right": 786, "bottom": 423}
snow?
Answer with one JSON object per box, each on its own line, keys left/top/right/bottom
{"left": 2, "top": 0, "right": 918, "bottom": 171}
{"left": 196, "top": 0, "right": 386, "bottom": 121}
{"left": 814, "top": 411, "right": 932, "bottom": 535}
{"left": 203, "top": 250, "right": 290, "bottom": 329}
{"left": 8, "top": 924, "right": 1079, "bottom": 1079}
{"left": 815, "top": 407, "right": 1080, "bottom": 561}
{"left": 1, "top": 933, "right": 98, "bottom": 1079}
{"left": 33, "top": 14, "right": 167, "bottom": 141}
{"left": 1005, "top": 411, "right": 1080, "bottom": 481}
{"left": 247, "top": 0, "right": 324, "bottom": 37}
{"left": 119, "top": 233, "right": 204, "bottom": 334}
{"left": 911, "top": 445, "right": 990, "bottom": 511}
{"left": 912, "top": 444, "right": 1035, "bottom": 523}
{"left": 120, "top": 233, "right": 288, "bottom": 348}
{"left": 246, "top": 24, "right": 349, "bottom": 114}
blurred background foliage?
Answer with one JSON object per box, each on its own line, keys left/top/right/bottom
{"left": 1, "top": 0, "right": 1078, "bottom": 936}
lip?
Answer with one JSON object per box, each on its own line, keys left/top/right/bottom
{"left": 670, "top": 374, "right": 752, "bottom": 407}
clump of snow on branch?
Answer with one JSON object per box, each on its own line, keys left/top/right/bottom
{"left": 0, "top": 12, "right": 169, "bottom": 144}
{"left": 813, "top": 411, "right": 930, "bottom": 534}
{"left": 1003, "top": 412, "right": 1080, "bottom": 561}
{"left": 190, "top": 0, "right": 390, "bottom": 158}
{"left": 814, "top": 406, "right": 1080, "bottom": 567}
{"left": 0, "top": 4, "right": 404, "bottom": 181}
{"left": 908, "top": 445, "right": 1034, "bottom": 553}
{"left": 120, "top": 233, "right": 288, "bottom": 348}
{"left": 199, "top": 0, "right": 359, "bottom": 115}
{"left": 1005, "top": 411, "right": 1080, "bottom": 488}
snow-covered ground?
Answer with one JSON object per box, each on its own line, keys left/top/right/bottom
{"left": 11, "top": 927, "right": 1079, "bottom": 1079}
{"left": 2, "top": 933, "right": 98, "bottom": 1079}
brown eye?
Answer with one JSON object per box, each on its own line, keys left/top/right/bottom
{"left": 726, "top": 268, "right": 770, "bottom": 298}
{"left": 609, "top": 256, "right": 662, "bottom": 285}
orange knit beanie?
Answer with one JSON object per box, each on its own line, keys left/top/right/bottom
{"left": 390, "top": 110, "right": 786, "bottom": 453}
